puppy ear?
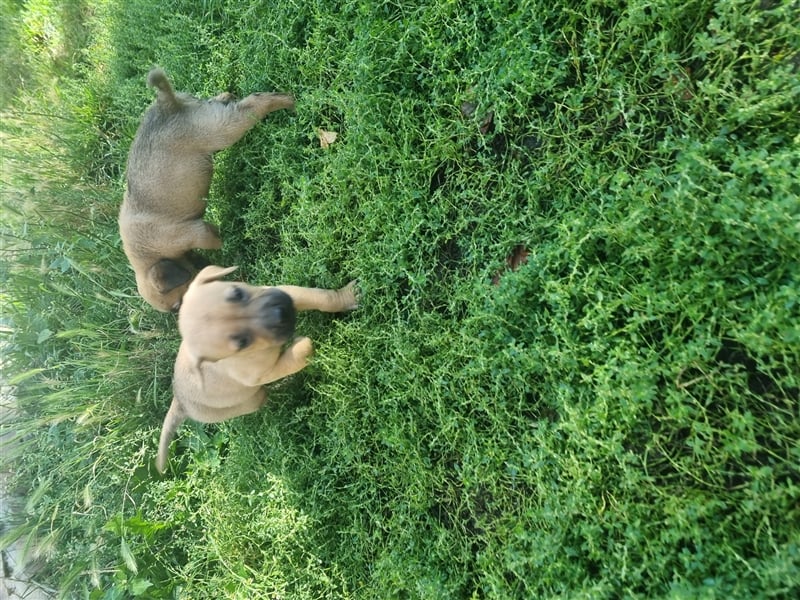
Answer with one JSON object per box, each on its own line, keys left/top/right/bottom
{"left": 189, "top": 355, "right": 209, "bottom": 394}
{"left": 181, "top": 347, "right": 209, "bottom": 380}
{"left": 150, "top": 259, "right": 192, "bottom": 293}
{"left": 191, "top": 355, "right": 207, "bottom": 373}
{"left": 195, "top": 265, "right": 238, "bottom": 284}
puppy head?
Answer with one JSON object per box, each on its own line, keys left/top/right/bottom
{"left": 139, "top": 259, "right": 194, "bottom": 313}
{"left": 178, "top": 265, "right": 296, "bottom": 363}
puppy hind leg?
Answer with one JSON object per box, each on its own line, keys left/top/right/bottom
{"left": 200, "top": 92, "right": 296, "bottom": 151}
{"left": 212, "top": 91, "right": 236, "bottom": 104}
{"left": 155, "top": 394, "right": 266, "bottom": 473}
{"left": 191, "top": 393, "right": 266, "bottom": 423}
{"left": 237, "top": 92, "right": 296, "bottom": 118}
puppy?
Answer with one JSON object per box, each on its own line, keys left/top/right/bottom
{"left": 120, "top": 69, "right": 295, "bottom": 312}
{"left": 156, "top": 265, "right": 359, "bottom": 472}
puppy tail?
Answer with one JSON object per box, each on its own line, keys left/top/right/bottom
{"left": 156, "top": 399, "right": 185, "bottom": 474}
{"left": 146, "top": 68, "right": 179, "bottom": 112}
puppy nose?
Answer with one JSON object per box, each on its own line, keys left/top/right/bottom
{"left": 257, "top": 289, "right": 296, "bottom": 340}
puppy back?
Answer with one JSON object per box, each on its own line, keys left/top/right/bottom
{"left": 146, "top": 68, "right": 179, "bottom": 112}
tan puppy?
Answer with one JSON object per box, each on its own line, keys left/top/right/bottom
{"left": 120, "top": 69, "right": 295, "bottom": 312}
{"left": 156, "top": 265, "right": 359, "bottom": 472}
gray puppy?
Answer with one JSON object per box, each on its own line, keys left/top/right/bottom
{"left": 119, "top": 69, "right": 294, "bottom": 312}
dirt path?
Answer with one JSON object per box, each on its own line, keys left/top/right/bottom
{"left": 1, "top": 392, "right": 55, "bottom": 600}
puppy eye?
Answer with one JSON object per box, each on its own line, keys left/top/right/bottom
{"left": 226, "top": 286, "right": 248, "bottom": 303}
{"left": 231, "top": 333, "right": 252, "bottom": 351}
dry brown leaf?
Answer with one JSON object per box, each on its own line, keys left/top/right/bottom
{"left": 318, "top": 128, "right": 338, "bottom": 149}
{"left": 479, "top": 110, "right": 495, "bottom": 135}
{"left": 460, "top": 100, "right": 477, "bottom": 118}
{"left": 491, "top": 244, "right": 529, "bottom": 286}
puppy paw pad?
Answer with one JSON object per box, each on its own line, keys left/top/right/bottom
{"left": 342, "top": 280, "right": 360, "bottom": 310}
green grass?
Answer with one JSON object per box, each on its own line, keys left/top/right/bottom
{"left": 1, "top": 0, "right": 799, "bottom": 597}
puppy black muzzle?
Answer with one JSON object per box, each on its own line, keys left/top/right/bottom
{"left": 256, "top": 289, "right": 296, "bottom": 342}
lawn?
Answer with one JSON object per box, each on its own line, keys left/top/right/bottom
{"left": 1, "top": 0, "right": 798, "bottom": 597}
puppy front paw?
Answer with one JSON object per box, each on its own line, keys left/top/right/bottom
{"left": 201, "top": 222, "right": 223, "bottom": 249}
{"left": 339, "top": 280, "right": 360, "bottom": 311}
{"left": 212, "top": 92, "right": 236, "bottom": 104}
{"left": 292, "top": 336, "right": 314, "bottom": 360}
